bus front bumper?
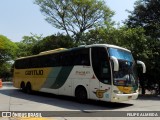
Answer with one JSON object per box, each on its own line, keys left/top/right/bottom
{"left": 111, "top": 92, "right": 139, "bottom": 102}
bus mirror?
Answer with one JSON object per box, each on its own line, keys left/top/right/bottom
{"left": 137, "top": 60, "right": 146, "bottom": 73}
{"left": 110, "top": 56, "right": 119, "bottom": 71}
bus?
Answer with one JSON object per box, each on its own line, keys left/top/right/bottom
{"left": 13, "top": 44, "right": 146, "bottom": 102}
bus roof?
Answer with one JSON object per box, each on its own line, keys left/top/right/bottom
{"left": 39, "top": 48, "right": 68, "bottom": 55}
{"left": 16, "top": 44, "right": 130, "bottom": 60}
{"left": 86, "top": 44, "right": 131, "bottom": 52}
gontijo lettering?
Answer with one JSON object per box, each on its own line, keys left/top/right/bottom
{"left": 25, "top": 70, "right": 43, "bottom": 75}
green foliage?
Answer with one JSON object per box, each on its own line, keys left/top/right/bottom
{"left": 80, "top": 27, "right": 148, "bottom": 57}
{"left": 0, "top": 62, "right": 13, "bottom": 81}
{"left": 0, "top": 35, "right": 18, "bottom": 64}
{"left": 115, "top": 27, "right": 148, "bottom": 59}
{"left": 125, "top": 0, "right": 160, "bottom": 90}
{"left": 34, "top": 0, "right": 114, "bottom": 42}
{"left": 0, "top": 35, "right": 18, "bottom": 79}
{"left": 16, "top": 33, "right": 43, "bottom": 57}
{"left": 126, "top": 0, "right": 160, "bottom": 38}
{"left": 32, "top": 33, "right": 74, "bottom": 54}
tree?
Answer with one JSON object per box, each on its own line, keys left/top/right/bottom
{"left": 0, "top": 62, "right": 13, "bottom": 81}
{"left": 16, "top": 33, "right": 43, "bottom": 57}
{"left": 0, "top": 35, "right": 18, "bottom": 79}
{"left": 0, "top": 35, "right": 18, "bottom": 65}
{"left": 34, "top": 0, "right": 114, "bottom": 42}
{"left": 78, "top": 27, "right": 120, "bottom": 45}
{"left": 125, "top": 0, "right": 160, "bottom": 94}
{"left": 80, "top": 27, "right": 148, "bottom": 55}
{"left": 32, "top": 33, "right": 74, "bottom": 54}
{"left": 126, "top": 0, "right": 160, "bottom": 38}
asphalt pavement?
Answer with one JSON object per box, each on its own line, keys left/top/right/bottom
{"left": 0, "top": 82, "right": 160, "bottom": 120}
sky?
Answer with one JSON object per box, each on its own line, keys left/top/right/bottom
{"left": 0, "top": 0, "right": 136, "bottom": 42}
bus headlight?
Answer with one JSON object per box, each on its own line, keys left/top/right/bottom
{"left": 113, "top": 90, "right": 122, "bottom": 94}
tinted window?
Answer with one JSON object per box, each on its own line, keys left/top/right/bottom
{"left": 15, "top": 48, "right": 90, "bottom": 69}
{"left": 72, "top": 48, "right": 90, "bottom": 66}
{"left": 91, "top": 47, "right": 111, "bottom": 84}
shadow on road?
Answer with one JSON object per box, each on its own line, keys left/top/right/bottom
{"left": 0, "top": 85, "right": 133, "bottom": 111}
{"left": 137, "top": 94, "right": 160, "bottom": 101}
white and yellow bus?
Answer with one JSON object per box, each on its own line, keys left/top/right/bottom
{"left": 13, "top": 44, "right": 146, "bottom": 102}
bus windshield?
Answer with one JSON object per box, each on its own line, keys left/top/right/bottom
{"left": 109, "top": 48, "right": 133, "bottom": 62}
{"left": 108, "top": 48, "right": 138, "bottom": 89}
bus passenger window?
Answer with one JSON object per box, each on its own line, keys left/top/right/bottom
{"left": 72, "top": 48, "right": 90, "bottom": 66}
{"left": 91, "top": 47, "right": 111, "bottom": 84}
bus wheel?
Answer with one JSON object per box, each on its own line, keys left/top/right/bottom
{"left": 26, "top": 82, "right": 32, "bottom": 94}
{"left": 75, "top": 86, "right": 87, "bottom": 103}
{"left": 20, "top": 82, "right": 26, "bottom": 92}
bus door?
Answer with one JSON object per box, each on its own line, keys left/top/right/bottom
{"left": 91, "top": 47, "right": 112, "bottom": 101}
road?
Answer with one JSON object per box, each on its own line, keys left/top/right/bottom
{"left": 0, "top": 82, "right": 160, "bottom": 120}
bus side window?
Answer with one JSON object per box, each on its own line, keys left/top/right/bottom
{"left": 92, "top": 47, "right": 111, "bottom": 84}
{"left": 73, "top": 53, "right": 82, "bottom": 65}
{"left": 72, "top": 48, "right": 90, "bottom": 66}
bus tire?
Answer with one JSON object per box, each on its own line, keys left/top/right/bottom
{"left": 75, "top": 86, "right": 87, "bottom": 103}
{"left": 20, "top": 82, "right": 26, "bottom": 92}
{"left": 26, "top": 82, "right": 32, "bottom": 94}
